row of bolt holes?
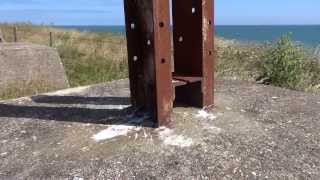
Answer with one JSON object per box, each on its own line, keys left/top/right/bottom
{"left": 131, "top": 21, "right": 167, "bottom": 64}
{"left": 131, "top": 7, "right": 212, "bottom": 63}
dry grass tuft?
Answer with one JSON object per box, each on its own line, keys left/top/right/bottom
{"left": 0, "top": 23, "right": 319, "bottom": 100}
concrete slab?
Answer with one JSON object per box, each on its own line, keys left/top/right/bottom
{"left": 0, "top": 79, "right": 319, "bottom": 179}
{"left": 0, "top": 43, "right": 69, "bottom": 95}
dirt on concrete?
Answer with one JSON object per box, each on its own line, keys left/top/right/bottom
{"left": 0, "top": 79, "right": 319, "bottom": 179}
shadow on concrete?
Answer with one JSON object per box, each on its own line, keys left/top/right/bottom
{"left": 31, "top": 95, "right": 131, "bottom": 105}
{"left": 0, "top": 96, "right": 154, "bottom": 127}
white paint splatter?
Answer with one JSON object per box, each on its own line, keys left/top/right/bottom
{"left": 195, "top": 110, "right": 217, "bottom": 120}
{"left": 207, "top": 126, "right": 224, "bottom": 134}
{"left": 226, "top": 107, "right": 232, "bottom": 111}
{"left": 158, "top": 127, "right": 193, "bottom": 147}
{"left": 0, "top": 152, "right": 8, "bottom": 157}
{"left": 32, "top": 136, "right": 37, "bottom": 142}
{"left": 91, "top": 115, "right": 147, "bottom": 142}
{"left": 92, "top": 125, "right": 141, "bottom": 142}
{"left": 73, "top": 177, "right": 84, "bottom": 180}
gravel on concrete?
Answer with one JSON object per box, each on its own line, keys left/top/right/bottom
{"left": 0, "top": 79, "right": 319, "bottom": 179}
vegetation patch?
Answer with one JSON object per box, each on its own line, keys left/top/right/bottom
{"left": 215, "top": 35, "right": 320, "bottom": 92}
{"left": 0, "top": 80, "right": 55, "bottom": 100}
{"left": 260, "top": 35, "right": 320, "bottom": 91}
{"left": 0, "top": 23, "right": 319, "bottom": 99}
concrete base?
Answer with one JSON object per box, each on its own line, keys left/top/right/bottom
{"left": 0, "top": 43, "right": 69, "bottom": 94}
{"left": 0, "top": 79, "right": 319, "bottom": 179}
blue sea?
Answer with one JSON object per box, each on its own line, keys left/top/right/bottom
{"left": 59, "top": 25, "right": 320, "bottom": 47}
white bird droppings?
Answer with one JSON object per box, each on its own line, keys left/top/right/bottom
{"left": 92, "top": 125, "right": 141, "bottom": 142}
{"left": 0, "top": 152, "right": 8, "bottom": 157}
{"left": 91, "top": 115, "right": 147, "bottom": 142}
{"left": 195, "top": 110, "right": 217, "bottom": 120}
{"left": 158, "top": 127, "right": 193, "bottom": 147}
{"left": 207, "top": 126, "right": 223, "bottom": 134}
{"left": 226, "top": 107, "right": 232, "bottom": 111}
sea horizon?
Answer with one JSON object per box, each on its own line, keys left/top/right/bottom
{"left": 55, "top": 25, "right": 320, "bottom": 47}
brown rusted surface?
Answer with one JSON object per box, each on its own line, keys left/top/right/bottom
{"left": 202, "top": 0, "right": 215, "bottom": 106}
{"left": 124, "top": 0, "right": 173, "bottom": 126}
{"left": 153, "top": 0, "right": 173, "bottom": 126}
{"left": 124, "top": 0, "right": 147, "bottom": 108}
{"left": 172, "top": 0, "right": 214, "bottom": 107}
{"left": 124, "top": 0, "right": 214, "bottom": 126}
{"left": 172, "top": 0, "right": 203, "bottom": 77}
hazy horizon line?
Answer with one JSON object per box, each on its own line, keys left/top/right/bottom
{"left": 1, "top": 21, "right": 320, "bottom": 26}
{"left": 55, "top": 24, "right": 320, "bottom": 26}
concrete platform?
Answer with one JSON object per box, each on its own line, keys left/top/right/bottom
{"left": 0, "top": 79, "right": 320, "bottom": 179}
{"left": 0, "top": 43, "right": 69, "bottom": 94}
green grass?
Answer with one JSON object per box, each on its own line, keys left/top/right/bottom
{"left": 215, "top": 35, "right": 320, "bottom": 92}
{"left": 0, "top": 23, "right": 320, "bottom": 100}
{"left": 215, "top": 38, "right": 264, "bottom": 81}
{"left": 0, "top": 23, "right": 128, "bottom": 99}
{"left": 260, "top": 35, "right": 320, "bottom": 91}
{"left": 56, "top": 38, "right": 128, "bottom": 86}
{"left": 0, "top": 80, "right": 55, "bottom": 100}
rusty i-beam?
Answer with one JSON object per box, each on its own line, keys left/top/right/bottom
{"left": 124, "top": 0, "right": 214, "bottom": 126}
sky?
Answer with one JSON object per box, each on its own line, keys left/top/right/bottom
{"left": 0, "top": 0, "right": 319, "bottom": 25}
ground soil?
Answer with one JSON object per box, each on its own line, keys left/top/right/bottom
{"left": 0, "top": 79, "right": 319, "bottom": 179}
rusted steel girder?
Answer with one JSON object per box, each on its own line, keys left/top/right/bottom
{"left": 124, "top": 0, "right": 214, "bottom": 126}
{"left": 173, "top": 0, "right": 214, "bottom": 107}
{"left": 124, "top": 0, "right": 173, "bottom": 126}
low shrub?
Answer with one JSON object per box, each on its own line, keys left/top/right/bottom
{"left": 260, "top": 35, "right": 320, "bottom": 91}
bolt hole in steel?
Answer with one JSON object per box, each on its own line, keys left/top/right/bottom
{"left": 130, "top": 23, "right": 135, "bottom": 29}
{"left": 192, "top": 7, "right": 196, "bottom": 14}
{"left": 133, "top": 56, "right": 138, "bottom": 61}
{"left": 209, "top": 20, "right": 212, "bottom": 25}
{"left": 159, "top": 22, "right": 165, "bottom": 27}
{"left": 209, "top": 51, "right": 212, "bottom": 56}
{"left": 161, "top": 58, "right": 166, "bottom": 64}
{"left": 178, "top": 36, "right": 184, "bottom": 42}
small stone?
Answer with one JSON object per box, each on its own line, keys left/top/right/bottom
{"left": 32, "top": 136, "right": 37, "bottom": 141}
{"left": 0, "top": 152, "right": 8, "bottom": 157}
{"left": 73, "top": 177, "right": 84, "bottom": 180}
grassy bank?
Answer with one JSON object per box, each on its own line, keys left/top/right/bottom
{"left": 0, "top": 23, "right": 128, "bottom": 87}
{"left": 216, "top": 35, "right": 320, "bottom": 92}
{"left": 0, "top": 23, "right": 320, "bottom": 99}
